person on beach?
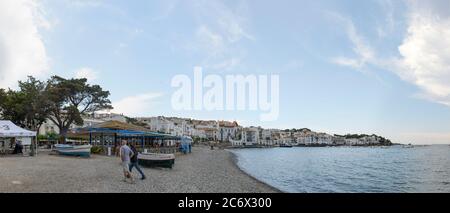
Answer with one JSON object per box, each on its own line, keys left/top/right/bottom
{"left": 119, "top": 140, "right": 134, "bottom": 183}
{"left": 12, "top": 140, "right": 23, "bottom": 154}
{"left": 129, "top": 144, "right": 146, "bottom": 180}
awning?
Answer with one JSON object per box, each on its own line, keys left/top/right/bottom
{"left": 69, "top": 120, "right": 181, "bottom": 140}
{"left": 0, "top": 120, "right": 37, "bottom": 138}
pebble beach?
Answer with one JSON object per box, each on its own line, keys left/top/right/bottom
{"left": 0, "top": 146, "right": 279, "bottom": 193}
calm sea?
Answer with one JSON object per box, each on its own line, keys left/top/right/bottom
{"left": 230, "top": 145, "right": 450, "bottom": 193}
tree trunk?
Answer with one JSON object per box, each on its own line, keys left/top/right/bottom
{"left": 60, "top": 127, "right": 68, "bottom": 143}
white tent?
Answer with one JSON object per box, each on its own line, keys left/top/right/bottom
{"left": 0, "top": 120, "right": 36, "bottom": 137}
{"left": 0, "top": 120, "right": 37, "bottom": 155}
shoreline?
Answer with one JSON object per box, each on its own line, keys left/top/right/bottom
{"left": 227, "top": 149, "right": 284, "bottom": 193}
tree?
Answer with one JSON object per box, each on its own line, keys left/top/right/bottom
{"left": 125, "top": 116, "right": 148, "bottom": 127}
{"left": 0, "top": 89, "right": 6, "bottom": 117}
{"left": 0, "top": 90, "right": 25, "bottom": 125}
{"left": 0, "top": 77, "right": 50, "bottom": 131}
{"left": 45, "top": 76, "right": 113, "bottom": 140}
{"left": 17, "top": 77, "right": 51, "bottom": 131}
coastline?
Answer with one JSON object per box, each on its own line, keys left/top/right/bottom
{"left": 227, "top": 149, "right": 284, "bottom": 193}
{"left": 0, "top": 146, "right": 278, "bottom": 193}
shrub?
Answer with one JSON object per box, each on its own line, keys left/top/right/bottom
{"left": 91, "top": 146, "right": 103, "bottom": 154}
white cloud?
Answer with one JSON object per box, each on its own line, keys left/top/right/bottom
{"left": 392, "top": 0, "right": 450, "bottom": 106}
{"left": 151, "top": 0, "right": 178, "bottom": 22}
{"left": 74, "top": 67, "right": 99, "bottom": 83}
{"left": 330, "top": 15, "right": 376, "bottom": 72}
{"left": 66, "top": 0, "right": 103, "bottom": 8}
{"left": 210, "top": 57, "right": 241, "bottom": 71}
{"left": 0, "top": 0, "right": 50, "bottom": 89}
{"left": 111, "top": 93, "right": 163, "bottom": 117}
{"left": 376, "top": 0, "right": 396, "bottom": 38}
{"left": 331, "top": 57, "right": 361, "bottom": 69}
{"left": 190, "top": 0, "right": 253, "bottom": 71}
{"left": 331, "top": 1, "right": 450, "bottom": 107}
{"left": 113, "top": 42, "right": 128, "bottom": 55}
{"left": 196, "top": 26, "right": 225, "bottom": 57}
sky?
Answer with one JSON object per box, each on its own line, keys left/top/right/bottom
{"left": 0, "top": 0, "right": 450, "bottom": 144}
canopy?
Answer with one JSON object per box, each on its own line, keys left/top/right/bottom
{"left": 0, "top": 120, "right": 37, "bottom": 138}
{"left": 90, "top": 120, "right": 149, "bottom": 132}
{"left": 69, "top": 120, "right": 181, "bottom": 140}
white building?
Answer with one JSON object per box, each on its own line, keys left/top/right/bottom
{"left": 38, "top": 116, "right": 105, "bottom": 136}
{"left": 231, "top": 127, "right": 260, "bottom": 146}
{"left": 136, "top": 116, "right": 174, "bottom": 134}
{"left": 217, "top": 121, "right": 240, "bottom": 142}
{"left": 260, "top": 128, "right": 279, "bottom": 146}
{"left": 38, "top": 120, "right": 59, "bottom": 135}
{"left": 94, "top": 113, "right": 127, "bottom": 123}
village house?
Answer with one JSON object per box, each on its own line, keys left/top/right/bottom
{"left": 217, "top": 121, "right": 240, "bottom": 142}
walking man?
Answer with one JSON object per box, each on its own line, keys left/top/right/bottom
{"left": 119, "top": 140, "right": 134, "bottom": 183}
{"left": 129, "top": 144, "right": 146, "bottom": 180}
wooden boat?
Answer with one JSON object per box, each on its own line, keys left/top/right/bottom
{"left": 54, "top": 144, "right": 92, "bottom": 157}
{"left": 138, "top": 153, "right": 175, "bottom": 169}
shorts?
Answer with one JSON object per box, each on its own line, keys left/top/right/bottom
{"left": 122, "top": 161, "right": 131, "bottom": 173}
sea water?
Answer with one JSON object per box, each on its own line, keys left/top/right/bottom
{"left": 230, "top": 145, "right": 450, "bottom": 193}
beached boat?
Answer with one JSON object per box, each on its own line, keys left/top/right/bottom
{"left": 54, "top": 144, "right": 92, "bottom": 157}
{"left": 138, "top": 153, "right": 175, "bottom": 169}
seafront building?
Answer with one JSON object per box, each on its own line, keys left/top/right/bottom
{"left": 39, "top": 113, "right": 390, "bottom": 147}
{"left": 39, "top": 113, "right": 127, "bottom": 136}
{"left": 217, "top": 121, "right": 240, "bottom": 142}
{"left": 230, "top": 127, "right": 260, "bottom": 146}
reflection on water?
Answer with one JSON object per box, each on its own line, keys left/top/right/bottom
{"left": 230, "top": 145, "right": 450, "bottom": 193}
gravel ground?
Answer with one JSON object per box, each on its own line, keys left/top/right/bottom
{"left": 0, "top": 146, "right": 279, "bottom": 193}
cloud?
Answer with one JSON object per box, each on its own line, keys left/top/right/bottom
{"left": 111, "top": 93, "right": 163, "bottom": 117}
{"left": 330, "top": 15, "right": 376, "bottom": 72}
{"left": 210, "top": 57, "right": 241, "bottom": 71}
{"left": 151, "top": 0, "right": 178, "bottom": 22}
{"left": 196, "top": 26, "right": 225, "bottom": 57}
{"left": 376, "top": 0, "right": 396, "bottom": 38}
{"left": 190, "top": 0, "right": 253, "bottom": 71}
{"left": 0, "top": 0, "right": 50, "bottom": 89}
{"left": 66, "top": 0, "right": 103, "bottom": 8}
{"left": 74, "top": 67, "right": 99, "bottom": 83}
{"left": 331, "top": 1, "right": 450, "bottom": 107}
{"left": 392, "top": 0, "right": 450, "bottom": 106}
{"left": 113, "top": 42, "right": 129, "bottom": 55}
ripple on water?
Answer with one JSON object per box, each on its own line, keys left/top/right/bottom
{"left": 232, "top": 145, "right": 450, "bottom": 193}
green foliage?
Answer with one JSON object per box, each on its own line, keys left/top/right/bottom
{"left": 38, "top": 132, "right": 59, "bottom": 141}
{"left": 192, "top": 136, "right": 208, "bottom": 143}
{"left": 334, "top": 133, "right": 393, "bottom": 145}
{"left": 125, "top": 116, "right": 148, "bottom": 127}
{"left": 91, "top": 146, "right": 104, "bottom": 154}
{"left": 1, "top": 75, "right": 112, "bottom": 142}
{"left": 0, "top": 76, "right": 50, "bottom": 130}
{"left": 45, "top": 75, "right": 113, "bottom": 137}
{"left": 0, "top": 89, "right": 5, "bottom": 115}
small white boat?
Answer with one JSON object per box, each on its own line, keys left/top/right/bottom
{"left": 54, "top": 144, "right": 92, "bottom": 157}
{"left": 402, "top": 144, "right": 414, "bottom": 148}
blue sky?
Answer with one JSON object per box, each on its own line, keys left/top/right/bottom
{"left": 1, "top": 0, "right": 450, "bottom": 144}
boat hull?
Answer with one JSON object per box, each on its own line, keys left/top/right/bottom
{"left": 55, "top": 144, "right": 92, "bottom": 157}
{"left": 138, "top": 153, "right": 175, "bottom": 169}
